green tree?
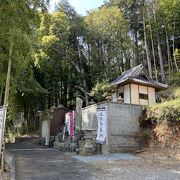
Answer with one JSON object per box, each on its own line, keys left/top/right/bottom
{"left": 108, "top": 0, "right": 144, "bottom": 66}
{"left": 85, "top": 6, "right": 129, "bottom": 80}
{"left": 0, "top": 0, "right": 48, "bottom": 166}
{"left": 34, "top": 12, "right": 71, "bottom": 107}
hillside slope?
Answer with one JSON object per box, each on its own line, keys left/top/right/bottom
{"left": 140, "top": 86, "right": 180, "bottom": 158}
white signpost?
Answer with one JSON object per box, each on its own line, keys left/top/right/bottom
{"left": 96, "top": 107, "right": 107, "bottom": 144}
{"left": 0, "top": 108, "right": 3, "bottom": 144}
{"left": 0, "top": 107, "right": 7, "bottom": 153}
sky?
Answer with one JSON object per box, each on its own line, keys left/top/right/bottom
{"left": 50, "top": 0, "right": 105, "bottom": 15}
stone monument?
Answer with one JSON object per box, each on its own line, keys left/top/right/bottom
{"left": 75, "top": 97, "right": 83, "bottom": 130}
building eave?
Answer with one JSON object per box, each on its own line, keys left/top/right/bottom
{"left": 112, "top": 78, "right": 168, "bottom": 91}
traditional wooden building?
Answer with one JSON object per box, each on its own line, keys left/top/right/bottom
{"left": 111, "top": 64, "right": 168, "bottom": 106}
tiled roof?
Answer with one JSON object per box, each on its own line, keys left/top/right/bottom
{"left": 111, "top": 64, "right": 168, "bottom": 90}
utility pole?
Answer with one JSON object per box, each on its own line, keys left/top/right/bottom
{"left": 0, "top": 38, "right": 13, "bottom": 169}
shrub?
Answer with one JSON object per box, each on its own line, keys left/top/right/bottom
{"left": 90, "top": 80, "right": 111, "bottom": 102}
{"left": 146, "top": 87, "right": 180, "bottom": 124}
{"left": 169, "top": 72, "right": 180, "bottom": 86}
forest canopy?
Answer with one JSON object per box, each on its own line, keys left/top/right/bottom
{"left": 0, "top": 0, "right": 179, "bottom": 133}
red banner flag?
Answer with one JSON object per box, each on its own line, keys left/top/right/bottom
{"left": 69, "top": 111, "right": 74, "bottom": 141}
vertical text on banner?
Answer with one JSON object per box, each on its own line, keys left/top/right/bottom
{"left": 96, "top": 107, "right": 107, "bottom": 144}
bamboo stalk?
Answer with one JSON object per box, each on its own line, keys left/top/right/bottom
{"left": 0, "top": 38, "right": 13, "bottom": 169}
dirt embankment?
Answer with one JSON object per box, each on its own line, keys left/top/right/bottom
{"left": 140, "top": 122, "right": 180, "bottom": 160}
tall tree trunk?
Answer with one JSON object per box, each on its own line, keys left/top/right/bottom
{"left": 82, "top": 67, "right": 89, "bottom": 106}
{"left": 173, "top": 15, "right": 179, "bottom": 72}
{"left": 132, "top": 34, "right": 136, "bottom": 66}
{"left": 143, "top": 6, "right": 152, "bottom": 78}
{"left": 24, "top": 105, "right": 29, "bottom": 134}
{"left": 134, "top": 30, "right": 140, "bottom": 65}
{"left": 75, "top": 85, "right": 89, "bottom": 106}
{"left": 63, "top": 57, "right": 68, "bottom": 107}
{"left": 153, "top": 1, "right": 165, "bottom": 82}
{"left": 125, "top": 51, "right": 131, "bottom": 70}
{"left": 163, "top": 18, "right": 173, "bottom": 77}
{"left": 63, "top": 82, "right": 68, "bottom": 107}
{"left": 71, "top": 64, "right": 89, "bottom": 106}
{"left": 102, "top": 40, "right": 109, "bottom": 78}
{"left": 148, "top": 9, "right": 158, "bottom": 81}
{"left": 27, "top": 106, "right": 30, "bottom": 132}
{"left": 73, "top": 43, "right": 89, "bottom": 106}
{"left": 60, "top": 81, "right": 63, "bottom": 101}
{"left": 122, "top": 52, "right": 125, "bottom": 73}
{"left": 156, "top": 28, "right": 165, "bottom": 82}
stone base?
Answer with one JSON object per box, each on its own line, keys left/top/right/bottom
{"left": 80, "top": 129, "right": 97, "bottom": 155}
{"left": 80, "top": 147, "right": 97, "bottom": 156}
{"left": 54, "top": 142, "right": 76, "bottom": 152}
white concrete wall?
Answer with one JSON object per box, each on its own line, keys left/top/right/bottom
{"left": 81, "top": 104, "right": 98, "bottom": 130}
{"left": 81, "top": 103, "right": 108, "bottom": 131}
{"left": 108, "top": 103, "right": 142, "bottom": 135}
{"left": 81, "top": 102, "right": 143, "bottom": 153}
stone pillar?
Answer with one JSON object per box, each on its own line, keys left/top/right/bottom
{"left": 39, "top": 110, "right": 51, "bottom": 146}
{"left": 75, "top": 97, "right": 83, "bottom": 130}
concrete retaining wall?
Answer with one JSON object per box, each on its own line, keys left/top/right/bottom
{"left": 81, "top": 101, "right": 143, "bottom": 154}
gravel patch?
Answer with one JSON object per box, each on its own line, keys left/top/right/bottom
{"left": 90, "top": 152, "right": 180, "bottom": 180}
{"left": 72, "top": 153, "right": 139, "bottom": 163}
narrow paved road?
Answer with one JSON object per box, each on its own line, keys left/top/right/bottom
{"left": 6, "top": 137, "right": 180, "bottom": 180}
{"left": 8, "top": 148, "right": 98, "bottom": 180}
{"left": 6, "top": 137, "right": 98, "bottom": 180}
